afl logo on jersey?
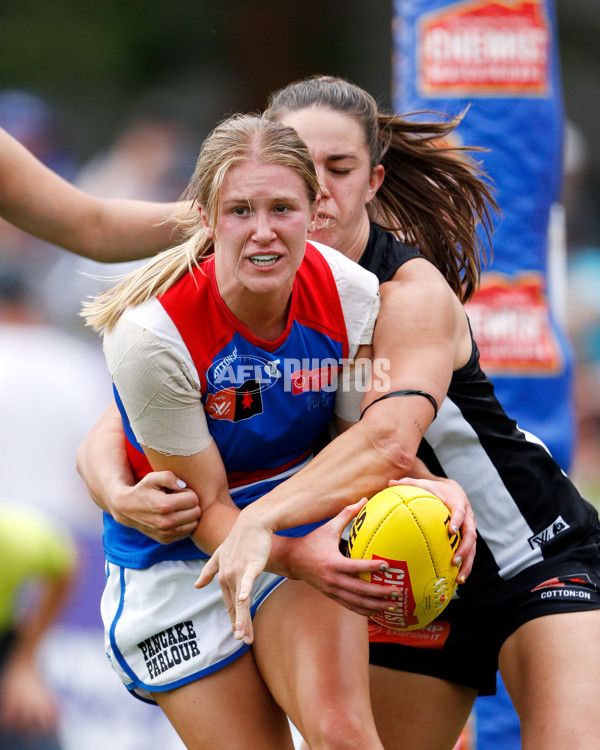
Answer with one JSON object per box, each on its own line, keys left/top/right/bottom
{"left": 207, "top": 353, "right": 281, "bottom": 392}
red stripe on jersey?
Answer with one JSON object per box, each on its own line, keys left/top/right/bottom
{"left": 125, "top": 439, "right": 152, "bottom": 480}
{"left": 158, "top": 243, "right": 349, "bottom": 386}
{"left": 157, "top": 259, "right": 228, "bottom": 393}
{"left": 295, "top": 242, "right": 348, "bottom": 358}
{"left": 295, "top": 242, "right": 349, "bottom": 359}
{"left": 226, "top": 447, "right": 312, "bottom": 488}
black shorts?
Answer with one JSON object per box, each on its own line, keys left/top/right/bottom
{"left": 369, "top": 529, "right": 600, "bottom": 695}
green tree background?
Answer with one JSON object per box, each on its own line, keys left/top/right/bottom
{"left": 0, "top": 0, "right": 598, "bottom": 240}
{"left": 0, "top": 1, "right": 392, "bottom": 158}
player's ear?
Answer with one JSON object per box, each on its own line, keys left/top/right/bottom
{"left": 366, "top": 165, "right": 385, "bottom": 204}
{"left": 199, "top": 205, "right": 214, "bottom": 239}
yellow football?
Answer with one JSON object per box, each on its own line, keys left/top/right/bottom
{"left": 347, "top": 485, "right": 460, "bottom": 631}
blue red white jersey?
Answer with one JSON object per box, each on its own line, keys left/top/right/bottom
{"left": 103, "top": 241, "right": 379, "bottom": 568}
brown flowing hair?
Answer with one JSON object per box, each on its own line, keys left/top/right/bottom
{"left": 265, "top": 75, "right": 498, "bottom": 302}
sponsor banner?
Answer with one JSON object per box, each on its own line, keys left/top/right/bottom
{"left": 418, "top": 0, "right": 551, "bottom": 97}
{"left": 393, "top": 0, "right": 574, "bottom": 472}
{"left": 393, "top": 4, "right": 570, "bottom": 749}
{"left": 393, "top": 0, "right": 563, "bottom": 274}
{"left": 465, "top": 273, "right": 563, "bottom": 374}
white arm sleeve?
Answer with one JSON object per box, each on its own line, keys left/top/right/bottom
{"left": 103, "top": 305, "right": 213, "bottom": 456}
{"left": 310, "top": 241, "right": 380, "bottom": 358}
{"left": 309, "top": 242, "right": 381, "bottom": 423}
{"left": 334, "top": 351, "right": 374, "bottom": 424}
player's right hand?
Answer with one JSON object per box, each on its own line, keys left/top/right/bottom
{"left": 283, "top": 498, "right": 401, "bottom": 617}
{"left": 111, "top": 471, "right": 201, "bottom": 544}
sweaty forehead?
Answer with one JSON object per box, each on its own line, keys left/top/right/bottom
{"left": 220, "top": 159, "right": 308, "bottom": 202}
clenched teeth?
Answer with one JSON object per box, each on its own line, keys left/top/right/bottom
{"left": 250, "top": 254, "right": 279, "bottom": 266}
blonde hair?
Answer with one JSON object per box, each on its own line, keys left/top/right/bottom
{"left": 83, "top": 114, "right": 319, "bottom": 332}
{"left": 265, "top": 75, "right": 498, "bottom": 302}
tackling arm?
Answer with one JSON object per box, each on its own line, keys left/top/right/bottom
{"left": 227, "top": 261, "right": 459, "bottom": 532}
{"left": 197, "top": 261, "right": 474, "bottom": 637}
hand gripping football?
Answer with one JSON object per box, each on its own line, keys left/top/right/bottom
{"left": 347, "top": 485, "right": 460, "bottom": 631}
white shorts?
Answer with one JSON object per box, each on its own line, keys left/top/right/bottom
{"left": 101, "top": 558, "right": 285, "bottom": 702}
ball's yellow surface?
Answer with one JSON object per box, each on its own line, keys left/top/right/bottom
{"left": 348, "top": 485, "right": 460, "bottom": 631}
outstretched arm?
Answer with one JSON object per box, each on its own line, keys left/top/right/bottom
{"left": 205, "top": 261, "right": 462, "bottom": 534}
{"left": 0, "top": 127, "right": 181, "bottom": 262}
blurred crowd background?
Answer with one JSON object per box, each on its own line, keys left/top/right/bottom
{"left": 0, "top": 2, "right": 598, "bottom": 749}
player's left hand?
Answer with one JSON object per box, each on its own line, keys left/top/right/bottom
{"left": 195, "top": 512, "right": 274, "bottom": 645}
{"left": 389, "top": 476, "right": 476, "bottom": 582}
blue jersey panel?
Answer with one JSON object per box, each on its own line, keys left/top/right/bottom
{"left": 204, "top": 323, "right": 342, "bottom": 482}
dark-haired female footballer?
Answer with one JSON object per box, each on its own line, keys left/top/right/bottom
{"left": 198, "top": 77, "right": 600, "bottom": 750}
